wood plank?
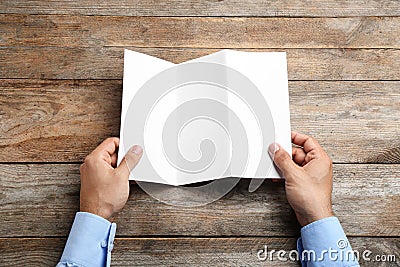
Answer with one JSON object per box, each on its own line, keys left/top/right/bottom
{"left": 1, "top": 79, "right": 398, "bottom": 163}
{"left": 2, "top": 15, "right": 400, "bottom": 49}
{"left": 1, "top": 47, "right": 399, "bottom": 80}
{"left": 0, "top": 164, "right": 398, "bottom": 237}
{"left": 0, "top": 79, "right": 122, "bottom": 162}
{"left": 289, "top": 81, "right": 400, "bottom": 164}
{"left": 1, "top": 0, "right": 399, "bottom": 17}
{"left": 100, "top": 237, "right": 400, "bottom": 267}
{"left": 0, "top": 237, "right": 398, "bottom": 266}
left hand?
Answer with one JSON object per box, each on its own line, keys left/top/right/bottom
{"left": 79, "top": 137, "right": 143, "bottom": 221}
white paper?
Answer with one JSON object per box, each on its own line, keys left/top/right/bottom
{"left": 118, "top": 49, "right": 291, "bottom": 186}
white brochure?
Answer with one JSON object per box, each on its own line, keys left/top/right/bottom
{"left": 118, "top": 49, "right": 291, "bottom": 186}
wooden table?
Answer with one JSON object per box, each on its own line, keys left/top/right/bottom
{"left": 1, "top": 1, "right": 399, "bottom": 266}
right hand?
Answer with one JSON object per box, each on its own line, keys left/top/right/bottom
{"left": 269, "top": 131, "right": 334, "bottom": 227}
{"left": 80, "top": 138, "right": 143, "bottom": 221}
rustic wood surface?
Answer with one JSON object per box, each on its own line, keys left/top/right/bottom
{"left": 2, "top": 15, "right": 400, "bottom": 48}
{"left": 1, "top": 47, "right": 400, "bottom": 80}
{"left": 0, "top": 164, "right": 399, "bottom": 237}
{"left": 1, "top": 0, "right": 400, "bottom": 17}
{"left": 0, "top": 1, "right": 399, "bottom": 266}
{"left": 0, "top": 237, "right": 399, "bottom": 266}
{"left": 0, "top": 79, "right": 399, "bottom": 163}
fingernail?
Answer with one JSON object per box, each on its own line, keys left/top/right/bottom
{"left": 131, "top": 145, "right": 143, "bottom": 155}
{"left": 268, "top": 143, "right": 279, "bottom": 157}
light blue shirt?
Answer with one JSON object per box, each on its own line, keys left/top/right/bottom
{"left": 298, "top": 217, "right": 360, "bottom": 266}
{"left": 58, "top": 213, "right": 359, "bottom": 266}
{"left": 57, "top": 212, "right": 116, "bottom": 267}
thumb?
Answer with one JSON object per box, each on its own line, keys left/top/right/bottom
{"left": 116, "top": 145, "right": 143, "bottom": 178}
{"left": 268, "top": 143, "right": 297, "bottom": 178}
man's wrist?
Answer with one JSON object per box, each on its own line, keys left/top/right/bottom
{"left": 80, "top": 202, "right": 115, "bottom": 222}
{"left": 298, "top": 207, "right": 334, "bottom": 227}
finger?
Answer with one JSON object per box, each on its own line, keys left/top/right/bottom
{"left": 110, "top": 153, "right": 118, "bottom": 168}
{"left": 291, "top": 131, "right": 322, "bottom": 154}
{"left": 116, "top": 145, "right": 143, "bottom": 179}
{"left": 268, "top": 143, "right": 298, "bottom": 179}
{"left": 91, "top": 137, "right": 120, "bottom": 159}
{"left": 292, "top": 147, "right": 306, "bottom": 166}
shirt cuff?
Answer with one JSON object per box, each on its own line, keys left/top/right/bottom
{"left": 297, "top": 216, "right": 360, "bottom": 266}
{"left": 59, "top": 212, "right": 117, "bottom": 267}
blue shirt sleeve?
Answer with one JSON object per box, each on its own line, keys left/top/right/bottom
{"left": 57, "top": 212, "right": 117, "bottom": 267}
{"left": 297, "top": 216, "right": 360, "bottom": 266}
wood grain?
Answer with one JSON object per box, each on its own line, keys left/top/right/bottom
{"left": 1, "top": 47, "right": 399, "bottom": 80}
{"left": 0, "top": 164, "right": 398, "bottom": 237}
{"left": 369, "top": 147, "right": 400, "bottom": 164}
{"left": 1, "top": 1, "right": 399, "bottom": 266}
{"left": 1, "top": 0, "right": 399, "bottom": 17}
{"left": 106, "top": 237, "right": 400, "bottom": 267}
{"left": 1, "top": 79, "right": 398, "bottom": 163}
{"left": 0, "top": 237, "right": 398, "bottom": 266}
{"left": 1, "top": 15, "right": 400, "bottom": 48}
